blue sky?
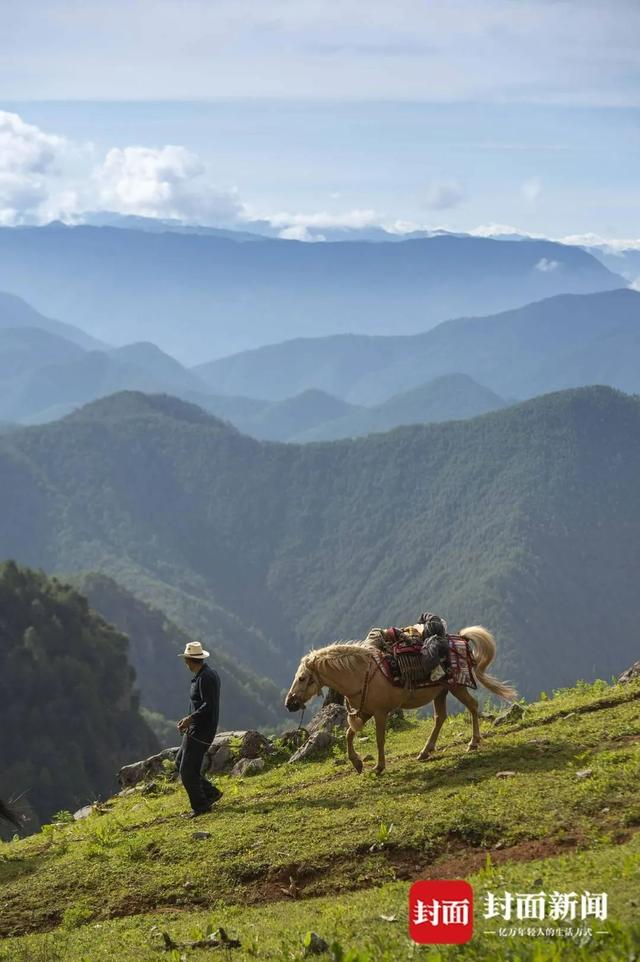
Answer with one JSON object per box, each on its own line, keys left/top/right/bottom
{"left": 1, "top": 1, "right": 639, "bottom": 242}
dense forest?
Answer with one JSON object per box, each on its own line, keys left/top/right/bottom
{"left": 0, "top": 386, "right": 638, "bottom": 709}
{"left": 0, "top": 562, "right": 158, "bottom": 830}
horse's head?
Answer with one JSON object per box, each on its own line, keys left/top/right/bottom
{"left": 285, "top": 655, "right": 322, "bottom": 712}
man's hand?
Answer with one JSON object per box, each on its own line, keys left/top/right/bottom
{"left": 177, "top": 716, "right": 192, "bottom": 734}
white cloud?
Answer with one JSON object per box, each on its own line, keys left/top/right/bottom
{"left": 535, "top": 257, "right": 560, "bottom": 272}
{"left": 558, "top": 232, "right": 640, "bottom": 253}
{"left": 264, "top": 208, "right": 379, "bottom": 230}
{"left": 278, "top": 225, "right": 325, "bottom": 241}
{"left": 522, "top": 176, "right": 542, "bottom": 205}
{"left": 629, "top": 277, "right": 640, "bottom": 292}
{"left": 423, "top": 179, "right": 465, "bottom": 211}
{"left": 0, "top": 111, "right": 78, "bottom": 225}
{"left": 94, "top": 145, "right": 242, "bottom": 223}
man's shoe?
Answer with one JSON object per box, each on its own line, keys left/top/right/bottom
{"left": 181, "top": 807, "right": 212, "bottom": 819}
{"left": 206, "top": 787, "right": 223, "bottom": 804}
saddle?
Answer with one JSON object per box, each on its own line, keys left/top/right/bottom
{"left": 366, "top": 626, "right": 477, "bottom": 690}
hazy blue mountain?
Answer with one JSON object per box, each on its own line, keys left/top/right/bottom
{"left": 0, "top": 386, "right": 639, "bottom": 702}
{"left": 0, "top": 332, "right": 207, "bottom": 423}
{"left": 293, "top": 375, "right": 507, "bottom": 441}
{"left": 0, "top": 224, "right": 621, "bottom": 361}
{"left": 195, "top": 289, "right": 640, "bottom": 404}
{"left": 0, "top": 290, "right": 106, "bottom": 350}
{"left": 0, "top": 326, "right": 84, "bottom": 379}
{"left": 585, "top": 246, "right": 640, "bottom": 286}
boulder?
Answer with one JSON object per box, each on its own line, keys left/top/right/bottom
{"left": 73, "top": 804, "right": 94, "bottom": 821}
{"left": 231, "top": 757, "right": 265, "bottom": 777}
{"left": 204, "top": 744, "right": 233, "bottom": 773}
{"left": 493, "top": 703, "right": 525, "bottom": 727}
{"left": 307, "top": 704, "right": 347, "bottom": 736}
{"left": 118, "top": 747, "right": 180, "bottom": 788}
{"left": 618, "top": 661, "right": 640, "bottom": 684}
{"left": 239, "top": 730, "right": 274, "bottom": 759}
{"left": 288, "top": 730, "right": 334, "bottom": 763}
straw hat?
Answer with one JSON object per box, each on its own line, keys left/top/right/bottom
{"left": 179, "top": 641, "right": 210, "bottom": 659}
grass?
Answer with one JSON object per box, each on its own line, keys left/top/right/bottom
{"left": 1, "top": 677, "right": 639, "bottom": 961}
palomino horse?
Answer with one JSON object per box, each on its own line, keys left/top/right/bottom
{"left": 285, "top": 626, "right": 517, "bottom": 774}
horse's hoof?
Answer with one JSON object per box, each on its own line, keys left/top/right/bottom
{"left": 374, "top": 765, "right": 385, "bottom": 776}
{"left": 351, "top": 757, "right": 364, "bottom": 774}
{"left": 417, "top": 751, "right": 432, "bottom": 762}
{"left": 466, "top": 744, "right": 479, "bottom": 753}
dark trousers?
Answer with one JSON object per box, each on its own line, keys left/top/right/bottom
{"left": 177, "top": 733, "right": 218, "bottom": 813}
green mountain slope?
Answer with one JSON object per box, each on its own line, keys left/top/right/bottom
{"left": 195, "top": 288, "right": 640, "bottom": 403}
{"left": 1, "top": 676, "right": 639, "bottom": 960}
{"left": 73, "top": 572, "right": 282, "bottom": 730}
{"left": 294, "top": 374, "right": 507, "bottom": 441}
{"left": 0, "top": 561, "right": 158, "bottom": 830}
{"left": 0, "top": 386, "right": 638, "bottom": 703}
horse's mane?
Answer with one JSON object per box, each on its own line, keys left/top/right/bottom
{"left": 304, "top": 640, "right": 373, "bottom": 673}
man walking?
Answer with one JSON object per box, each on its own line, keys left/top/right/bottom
{"left": 176, "top": 641, "right": 222, "bottom": 818}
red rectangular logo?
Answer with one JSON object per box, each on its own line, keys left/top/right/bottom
{"left": 409, "top": 880, "right": 474, "bottom": 944}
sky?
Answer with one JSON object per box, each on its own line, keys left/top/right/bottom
{"left": 1, "top": 0, "right": 639, "bottom": 244}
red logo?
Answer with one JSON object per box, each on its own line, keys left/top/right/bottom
{"left": 409, "top": 880, "right": 474, "bottom": 944}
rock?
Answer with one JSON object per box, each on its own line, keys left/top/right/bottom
{"left": 192, "top": 831, "right": 211, "bottom": 841}
{"left": 280, "top": 728, "right": 309, "bottom": 751}
{"left": 495, "top": 771, "right": 517, "bottom": 778}
{"left": 288, "top": 730, "right": 334, "bottom": 763}
{"left": 239, "top": 730, "right": 274, "bottom": 759}
{"left": 618, "top": 661, "right": 640, "bottom": 683}
{"left": 307, "top": 704, "right": 347, "bottom": 736}
{"left": 73, "top": 804, "right": 94, "bottom": 821}
{"left": 493, "top": 703, "right": 525, "bottom": 727}
{"left": 362, "top": 754, "right": 375, "bottom": 762}
{"left": 231, "top": 757, "right": 265, "bottom": 777}
{"left": 204, "top": 744, "right": 233, "bottom": 773}
{"left": 322, "top": 688, "right": 345, "bottom": 707}
{"left": 117, "top": 747, "right": 180, "bottom": 788}
{"left": 576, "top": 769, "right": 593, "bottom": 779}
{"left": 304, "top": 932, "right": 329, "bottom": 956}
{"left": 333, "top": 758, "right": 346, "bottom": 766}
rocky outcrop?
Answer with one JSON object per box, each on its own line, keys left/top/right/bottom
{"left": 493, "top": 702, "right": 525, "bottom": 727}
{"left": 118, "top": 747, "right": 179, "bottom": 788}
{"left": 288, "top": 730, "right": 334, "bottom": 763}
{"left": 618, "top": 662, "right": 640, "bottom": 683}
{"left": 306, "top": 703, "right": 346, "bottom": 736}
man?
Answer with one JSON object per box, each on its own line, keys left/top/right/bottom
{"left": 175, "top": 640, "right": 222, "bottom": 818}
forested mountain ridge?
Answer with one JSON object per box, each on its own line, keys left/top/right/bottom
{"left": 0, "top": 562, "right": 158, "bottom": 829}
{"left": 195, "top": 288, "right": 640, "bottom": 403}
{"left": 73, "top": 572, "right": 282, "bottom": 730}
{"left": 0, "top": 386, "right": 638, "bottom": 703}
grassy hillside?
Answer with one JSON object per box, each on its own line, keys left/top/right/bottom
{"left": 0, "top": 562, "right": 158, "bottom": 830}
{"left": 1, "top": 675, "right": 639, "bottom": 960}
{"left": 0, "top": 387, "right": 639, "bottom": 702}
{"left": 195, "top": 289, "right": 640, "bottom": 404}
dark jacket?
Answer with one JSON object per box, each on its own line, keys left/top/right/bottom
{"left": 188, "top": 663, "right": 220, "bottom": 739}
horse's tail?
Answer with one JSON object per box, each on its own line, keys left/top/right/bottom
{"left": 459, "top": 626, "right": 518, "bottom": 702}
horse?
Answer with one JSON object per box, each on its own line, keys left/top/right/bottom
{"left": 285, "top": 625, "right": 516, "bottom": 774}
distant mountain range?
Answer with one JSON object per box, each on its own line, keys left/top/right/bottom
{"left": 196, "top": 288, "right": 640, "bottom": 404}
{"left": 0, "top": 223, "right": 622, "bottom": 361}
{"left": 0, "top": 386, "right": 638, "bottom": 708}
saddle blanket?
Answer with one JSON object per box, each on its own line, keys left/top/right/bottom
{"left": 367, "top": 627, "right": 477, "bottom": 690}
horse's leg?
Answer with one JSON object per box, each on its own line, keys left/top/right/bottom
{"left": 451, "top": 685, "right": 481, "bottom": 752}
{"left": 418, "top": 689, "right": 448, "bottom": 761}
{"left": 373, "top": 711, "right": 388, "bottom": 775}
{"left": 346, "top": 711, "right": 370, "bottom": 773}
